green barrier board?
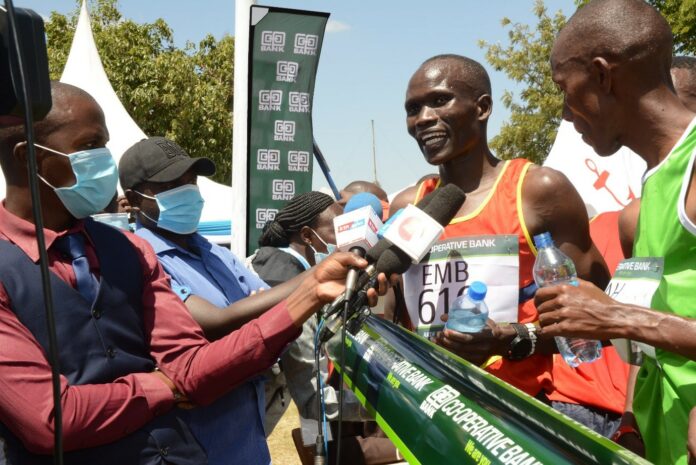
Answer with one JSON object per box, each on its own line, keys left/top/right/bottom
{"left": 327, "top": 317, "right": 648, "bottom": 465}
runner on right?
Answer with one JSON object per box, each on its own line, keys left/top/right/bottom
{"left": 535, "top": 1, "right": 696, "bottom": 464}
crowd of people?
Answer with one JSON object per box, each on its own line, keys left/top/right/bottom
{"left": 0, "top": 0, "right": 695, "bottom": 464}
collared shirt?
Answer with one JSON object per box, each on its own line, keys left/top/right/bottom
{"left": 135, "top": 227, "right": 268, "bottom": 307}
{"left": 0, "top": 202, "right": 300, "bottom": 454}
{"left": 135, "top": 226, "right": 271, "bottom": 464}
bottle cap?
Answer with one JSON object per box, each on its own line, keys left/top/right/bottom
{"left": 467, "top": 281, "right": 487, "bottom": 301}
{"left": 533, "top": 232, "right": 553, "bottom": 249}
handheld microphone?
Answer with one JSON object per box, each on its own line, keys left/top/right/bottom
{"left": 335, "top": 193, "right": 384, "bottom": 301}
{"left": 319, "top": 184, "right": 466, "bottom": 343}
{"left": 346, "top": 192, "right": 383, "bottom": 219}
{"left": 320, "top": 187, "right": 439, "bottom": 321}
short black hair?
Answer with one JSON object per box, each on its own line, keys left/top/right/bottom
{"left": 0, "top": 82, "right": 96, "bottom": 179}
{"left": 342, "top": 180, "right": 388, "bottom": 201}
{"left": 557, "top": 0, "right": 673, "bottom": 74}
{"left": 673, "top": 56, "right": 696, "bottom": 72}
{"left": 421, "top": 54, "right": 492, "bottom": 97}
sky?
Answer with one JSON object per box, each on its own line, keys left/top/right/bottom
{"left": 22, "top": 0, "right": 578, "bottom": 194}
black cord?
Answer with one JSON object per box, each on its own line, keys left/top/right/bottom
{"left": 313, "top": 327, "right": 326, "bottom": 465}
{"left": 335, "top": 299, "right": 349, "bottom": 465}
{"left": 4, "top": 2, "right": 63, "bottom": 463}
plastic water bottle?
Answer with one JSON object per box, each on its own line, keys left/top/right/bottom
{"left": 445, "top": 281, "right": 489, "bottom": 333}
{"left": 532, "top": 232, "right": 601, "bottom": 367}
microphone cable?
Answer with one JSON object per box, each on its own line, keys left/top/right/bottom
{"left": 4, "top": 1, "right": 63, "bottom": 463}
{"left": 334, "top": 298, "right": 350, "bottom": 465}
{"left": 313, "top": 317, "right": 329, "bottom": 464}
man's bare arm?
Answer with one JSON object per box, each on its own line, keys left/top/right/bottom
{"left": 536, "top": 280, "right": 696, "bottom": 361}
{"left": 185, "top": 271, "right": 310, "bottom": 340}
{"left": 522, "top": 166, "right": 611, "bottom": 289}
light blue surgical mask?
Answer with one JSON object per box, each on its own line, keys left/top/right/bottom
{"left": 135, "top": 184, "right": 204, "bottom": 235}
{"left": 34, "top": 143, "right": 119, "bottom": 219}
{"left": 310, "top": 229, "right": 337, "bottom": 264}
{"left": 91, "top": 212, "right": 132, "bottom": 231}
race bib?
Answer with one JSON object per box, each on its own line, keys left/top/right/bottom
{"left": 607, "top": 257, "right": 663, "bottom": 364}
{"left": 403, "top": 235, "right": 519, "bottom": 338}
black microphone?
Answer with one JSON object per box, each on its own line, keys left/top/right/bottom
{"left": 319, "top": 184, "right": 466, "bottom": 343}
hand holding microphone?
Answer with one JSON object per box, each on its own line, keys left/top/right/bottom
{"left": 334, "top": 193, "right": 385, "bottom": 301}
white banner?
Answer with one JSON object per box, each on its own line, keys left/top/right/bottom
{"left": 544, "top": 121, "right": 646, "bottom": 216}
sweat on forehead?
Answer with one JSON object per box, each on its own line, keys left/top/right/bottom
{"left": 415, "top": 55, "right": 492, "bottom": 97}
{"left": 48, "top": 81, "right": 100, "bottom": 120}
{"left": 553, "top": 0, "right": 672, "bottom": 70}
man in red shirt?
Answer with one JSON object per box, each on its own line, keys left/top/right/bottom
{"left": 0, "top": 82, "right": 382, "bottom": 464}
{"left": 392, "top": 54, "right": 609, "bottom": 412}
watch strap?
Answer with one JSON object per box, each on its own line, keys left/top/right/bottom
{"left": 611, "top": 424, "right": 642, "bottom": 442}
{"left": 507, "top": 323, "right": 532, "bottom": 361}
{"left": 525, "top": 322, "right": 538, "bottom": 356}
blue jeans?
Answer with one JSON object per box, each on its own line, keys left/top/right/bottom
{"left": 551, "top": 401, "right": 621, "bottom": 438}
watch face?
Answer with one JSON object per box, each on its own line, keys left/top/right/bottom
{"left": 509, "top": 338, "right": 533, "bottom": 360}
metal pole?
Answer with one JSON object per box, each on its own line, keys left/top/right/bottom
{"left": 230, "top": 0, "right": 255, "bottom": 257}
{"left": 313, "top": 139, "right": 341, "bottom": 199}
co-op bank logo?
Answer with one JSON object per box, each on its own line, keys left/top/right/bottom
{"left": 260, "top": 31, "right": 285, "bottom": 52}
{"left": 276, "top": 61, "right": 299, "bottom": 82}
{"left": 294, "top": 33, "right": 318, "bottom": 55}
{"left": 274, "top": 120, "right": 295, "bottom": 142}
{"left": 257, "top": 149, "right": 281, "bottom": 171}
{"left": 258, "top": 90, "right": 283, "bottom": 111}
{"left": 255, "top": 208, "right": 278, "bottom": 229}
{"left": 272, "top": 179, "right": 295, "bottom": 201}
{"left": 288, "top": 151, "right": 310, "bottom": 172}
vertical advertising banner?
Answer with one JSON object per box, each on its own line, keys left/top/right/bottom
{"left": 246, "top": 6, "right": 329, "bottom": 254}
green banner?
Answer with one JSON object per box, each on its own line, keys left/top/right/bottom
{"left": 246, "top": 6, "right": 328, "bottom": 254}
{"left": 327, "top": 317, "right": 649, "bottom": 465}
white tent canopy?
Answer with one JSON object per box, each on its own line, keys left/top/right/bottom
{"left": 544, "top": 120, "right": 646, "bottom": 217}
{"left": 60, "top": 1, "right": 146, "bottom": 166}
{"left": 26, "top": 1, "right": 233, "bottom": 242}
{"left": 60, "top": 1, "right": 233, "bottom": 241}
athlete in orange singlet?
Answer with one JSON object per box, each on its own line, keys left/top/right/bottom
{"left": 392, "top": 55, "right": 610, "bottom": 410}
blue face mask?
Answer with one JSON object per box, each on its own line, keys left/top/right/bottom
{"left": 135, "top": 184, "right": 204, "bottom": 235}
{"left": 310, "top": 229, "right": 337, "bottom": 264}
{"left": 34, "top": 144, "right": 119, "bottom": 219}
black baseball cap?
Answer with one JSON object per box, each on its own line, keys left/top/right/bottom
{"left": 119, "top": 137, "right": 216, "bottom": 190}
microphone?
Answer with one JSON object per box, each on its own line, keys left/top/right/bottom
{"left": 319, "top": 184, "right": 466, "bottom": 343}
{"left": 334, "top": 193, "right": 384, "bottom": 301}
{"left": 346, "top": 192, "right": 383, "bottom": 219}
{"left": 320, "top": 188, "right": 438, "bottom": 321}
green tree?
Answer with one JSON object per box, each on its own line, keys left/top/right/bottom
{"left": 479, "top": 1, "right": 566, "bottom": 164}
{"left": 45, "top": 0, "right": 235, "bottom": 184}
{"left": 646, "top": 0, "right": 696, "bottom": 53}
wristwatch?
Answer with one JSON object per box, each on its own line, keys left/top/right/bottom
{"left": 506, "top": 323, "right": 538, "bottom": 361}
